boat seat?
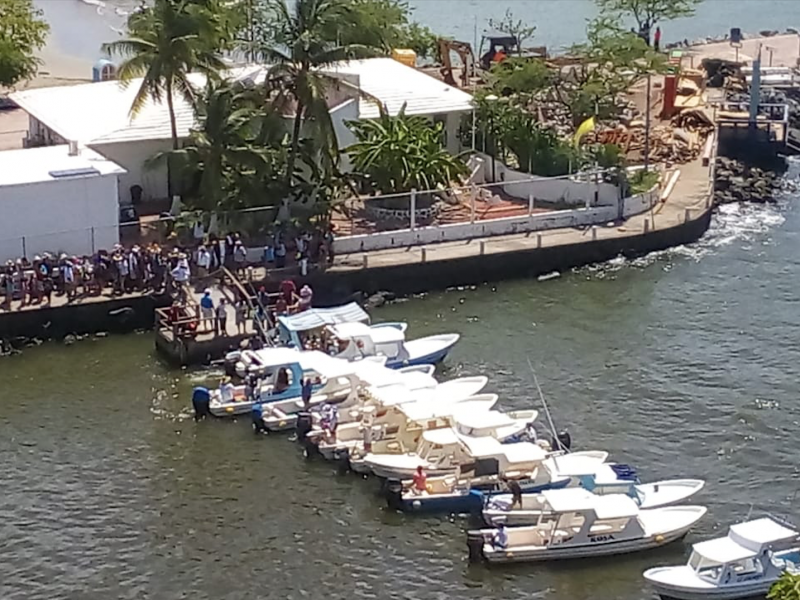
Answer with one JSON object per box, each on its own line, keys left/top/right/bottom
{"left": 386, "top": 441, "right": 401, "bottom": 452}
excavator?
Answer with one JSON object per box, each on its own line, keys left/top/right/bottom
{"left": 437, "top": 38, "right": 477, "bottom": 87}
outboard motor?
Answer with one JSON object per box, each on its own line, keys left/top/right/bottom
{"left": 556, "top": 429, "right": 572, "bottom": 451}
{"left": 385, "top": 479, "right": 404, "bottom": 511}
{"left": 466, "top": 531, "right": 487, "bottom": 563}
{"left": 192, "top": 387, "right": 211, "bottom": 420}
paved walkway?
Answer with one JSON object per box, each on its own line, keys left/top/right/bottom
{"left": 329, "top": 156, "right": 713, "bottom": 272}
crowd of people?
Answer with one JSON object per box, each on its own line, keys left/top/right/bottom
{"left": 0, "top": 244, "right": 184, "bottom": 311}
{"left": 0, "top": 223, "right": 336, "bottom": 313}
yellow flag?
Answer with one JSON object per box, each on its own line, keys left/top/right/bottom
{"left": 573, "top": 116, "right": 596, "bottom": 147}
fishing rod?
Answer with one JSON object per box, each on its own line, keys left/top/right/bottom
{"left": 526, "top": 357, "right": 567, "bottom": 452}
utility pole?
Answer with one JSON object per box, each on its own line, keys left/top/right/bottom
{"left": 644, "top": 72, "right": 652, "bottom": 172}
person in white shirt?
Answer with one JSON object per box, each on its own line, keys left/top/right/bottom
{"left": 219, "top": 378, "right": 236, "bottom": 403}
{"left": 196, "top": 245, "right": 211, "bottom": 278}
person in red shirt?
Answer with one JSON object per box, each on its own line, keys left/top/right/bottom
{"left": 412, "top": 465, "right": 427, "bottom": 494}
{"left": 654, "top": 26, "right": 662, "bottom": 52}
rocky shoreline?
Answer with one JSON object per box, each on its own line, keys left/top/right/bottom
{"left": 714, "top": 157, "right": 787, "bottom": 205}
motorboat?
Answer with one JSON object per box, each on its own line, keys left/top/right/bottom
{"left": 258, "top": 356, "right": 440, "bottom": 432}
{"left": 197, "top": 348, "right": 434, "bottom": 421}
{"left": 467, "top": 487, "right": 707, "bottom": 563}
{"left": 643, "top": 516, "right": 800, "bottom": 600}
{"left": 384, "top": 447, "right": 609, "bottom": 514}
{"left": 482, "top": 465, "right": 706, "bottom": 525}
{"left": 385, "top": 442, "right": 572, "bottom": 514}
{"left": 359, "top": 415, "right": 547, "bottom": 480}
{"left": 323, "top": 322, "right": 460, "bottom": 368}
{"left": 313, "top": 385, "right": 495, "bottom": 460}
{"left": 309, "top": 374, "right": 489, "bottom": 432}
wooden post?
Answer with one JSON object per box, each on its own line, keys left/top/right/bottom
{"left": 362, "top": 254, "right": 368, "bottom": 268}
{"left": 480, "top": 241, "right": 485, "bottom": 255}
{"left": 591, "top": 226, "right": 597, "bottom": 241}
{"left": 644, "top": 219, "right": 650, "bottom": 233}
{"left": 536, "top": 233, "right": 542, "bottom": 248}
{"left": 528, "top": 193, "right": 534, "bottom": 216}
{"left": 410, "top": 188, "right": 417, "bottom": 231}
{"left": 421, "top": 247, "right": 427, "bottom": 263}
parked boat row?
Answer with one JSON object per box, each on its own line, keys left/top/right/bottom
{"left": 189, "top": 306, "right": 800, "bottom": 597}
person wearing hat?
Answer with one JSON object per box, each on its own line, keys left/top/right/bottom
{"left": 196, "top": 244, "right": 211, "bottom": 280}
{"left": 233, "top": 239, "right": 247, "bottom": 277}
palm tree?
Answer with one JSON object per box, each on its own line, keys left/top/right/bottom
{"left": 151, "top": 78, "right": 288, "bottom": 214}
{"left": 102, "top": 0, "right": 226, "bottom": 162}
{"left": 257, "top": 0, "right": 376, "bottom": 186}
{"left": 347, "top": 104, "right": 468, "bottom": 194}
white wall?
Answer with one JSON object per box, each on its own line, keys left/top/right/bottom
{"left": 0, "top": 174, "right": 119, "bottom": 262}
{"left": 330, "top": 99, "right": 360, "bottom": 173}
{"left": 90, "top": 139, "right": 172, "bottom": 203}
{"left": 469, "top": 152, "right": 620, "bottom": 206}
{"left": 333, "top": 185, "right": 659, "bottom": 255}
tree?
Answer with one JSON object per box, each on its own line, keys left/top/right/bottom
{"left": 769, "top": 572, "right": 800, "bottom": 600}
{"left": 102, "top": 0, "right": 226, "bottom": 153}
{"left": 256, "top": 0, "right": 378, "bottom": 187}
{"left": 595, "top": 0, "right": 702, "bottom": 34}
{"left": 554, "top": 17, "right": 668, "bottom": 124}
{"left": 487, "top": 9, "right": 536, "bottom": 54}
{"left": 347, "top": 105, "right": 468, "bottom": 194}
{"left": 0, "top": 0, "right": 49, "bottom": 89}
{"left": 488, "top": 57, "right": 552, "bottom": 98}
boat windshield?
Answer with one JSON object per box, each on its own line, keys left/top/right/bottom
{"left": 689, "top": 553, "right": 724, "bottom": 582}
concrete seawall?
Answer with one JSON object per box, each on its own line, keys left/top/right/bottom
{"left": 308, "top": 207, "right": 714, "bottom": 300}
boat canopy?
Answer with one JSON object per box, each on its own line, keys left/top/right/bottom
{"left": 540, "top": 488, "right": 638, "bottom": 518}
{"left": 277, "top": 302, "right": 369, "bottom": 332}
{"left": 243, "top": 347, "right": 303, "bottom": 368}
{"left": 421, "top": 428, "right": 461, "bottom": 446}
{"left": 497, "top": 441, "right": 547, "bottom": 464}
{"left": 729, "top": 518, "right": 799, "bottom": 552}
{"left": 693, "top": 537, "right": 758, "bottom": 564}
{"left": 458, "top": 433, "right": 504, "bottom": 458}
{"left": 401, "top": 395, "right": 497, "bottom": 422}
{"left": 455, "top": 410, "right": 517, "bottom": 431}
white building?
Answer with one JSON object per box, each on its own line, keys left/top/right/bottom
{"left": 0, "top": 145, "right": 125, "bottom": 262}
{"left": 10, "top": 58, "right": 475, "bottom": 205}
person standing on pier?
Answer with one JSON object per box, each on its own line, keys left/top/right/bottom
{"left": 215, "top": 297, "right": 228, "bottom": 336}
{"left": 200, "top": 290, "right": 214, "bottom": 330}
{"left": 654, "top": 26, "right": 662, "bottom": 52}
{"left": 235, "top": 299, "right": 248, "bottom": 335}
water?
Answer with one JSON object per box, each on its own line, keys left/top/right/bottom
{"left": 2, "top": 177, "right": 799, "bottom": 599}
{"left": 33, "top": 0, "right": 800, "bottom": 78}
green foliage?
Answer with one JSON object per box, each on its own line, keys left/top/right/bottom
{"left": 102, "top": 0, "right": 226, "bottom": 150}
{"left": 595, "top": 0, "right": 702, "bottom": 30}
{"left": 153, "top": 78, "right": 288, "bottom": 214}
{"left": 256, "top": 0, "right": 379, "bottom": 184}
{"left": 472, "top": 94, "right": 579, "bottom": 178}
{"left": 589, "top": 143, "right": 625, "bottom": 169}
{"left": 347, "top": 104, "right": 468, "bottom": 194}
{"left": 488, "top": 57, "right": 552, "bottom": 97}
{"left": 487, "top": 9, "right": 536, "bottom": 52}
{"left": 0, "top": 0, "right": 49, "bottom": 88}
{"left": 629, "top": 168, "right": 659, "bottom": 194}
{"left": 769, "top": 571, "right": 800, "bottom": 600}
{"left": 555, "top": 17, "right": 667, "bottom": 125}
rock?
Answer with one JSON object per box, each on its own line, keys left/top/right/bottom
{"left": 366, "top": 291, "right": 394, "bottom": 308}
{"left": 63, "top": 334, "right": 77, "bottom": 346}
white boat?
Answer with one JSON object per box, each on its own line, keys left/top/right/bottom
{"left": 314, "top": 375, "right": 489, "bottom": 432}
{"left": 468, "top": 488, "right": 707, "bottom": 563}
{"left": 269, "top": 302, "right": 458, "bottom": 368}
{"left": 360, "top": 416, "right": 545, "bottom": 480}
{"left": 313, "top": 385, "right": 495, "bottom": 460}
{"left": 483, "top": 478, "right": 705, "bottom": 525}
{"left": 324, "top": 322, "right": 460, "bottom": 368}
{"left": 643, "top": 517, "right": 800, "bottom": 600}
{"left": 259, "top": 355, "right": 440, "bottom": 431}
{"left": 482, "top": 464, "right": 705, "bottom": 525}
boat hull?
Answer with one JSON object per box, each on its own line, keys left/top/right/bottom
{"left": 480, "top": 528, "right": 692, "bottom": 564}
{"left": 646, "top": 578, "right": 775, "bottom": 600}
